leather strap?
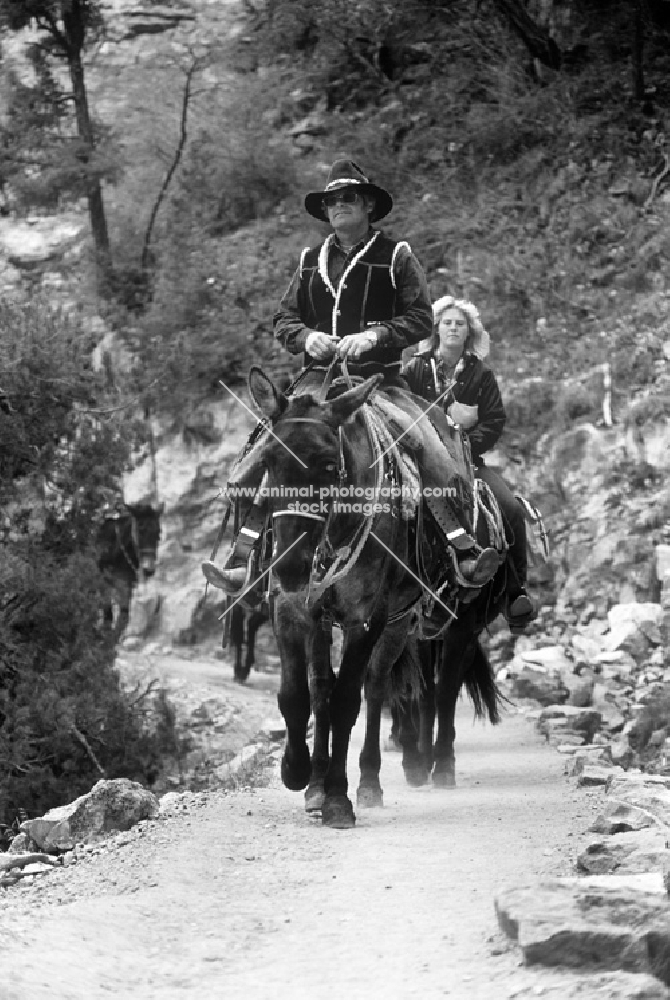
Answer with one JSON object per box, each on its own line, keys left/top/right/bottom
{"left": 424, "top": 493, "right": 476, "bottom": 552}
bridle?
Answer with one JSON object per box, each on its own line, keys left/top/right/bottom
{"left": 270, "top": 417, "right": 347, "bottom": 528}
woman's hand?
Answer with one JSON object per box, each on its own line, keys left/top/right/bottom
{"left": 448, "top": 401, "right": 478, "bottom": 430}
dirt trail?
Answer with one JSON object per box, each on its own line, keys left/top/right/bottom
{"left": 0, "top": 689, "right": 604, "bottom": 1000}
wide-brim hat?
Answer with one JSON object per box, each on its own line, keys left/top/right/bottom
{"left": 432, "top": 295, "right": 491, "bottom": 360}
{"left": 304, "top": 158, "right": 393, "bottom": 224}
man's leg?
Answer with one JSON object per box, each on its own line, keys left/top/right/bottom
{"left": 202, "top": 367, "right": 331, "bottom": 594}
{"left": 475, "top": 465, "right": 536, "bottom": 629}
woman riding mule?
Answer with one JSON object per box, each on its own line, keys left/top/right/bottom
{"left": 403, "top": 296, "right": 536, "bottom": 633}
{"left": 202, "top": 160, "right": 498, "bottom": 596}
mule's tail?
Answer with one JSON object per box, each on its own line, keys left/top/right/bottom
{"left": 464, "top": 641, "right": 507, "bottom": 725}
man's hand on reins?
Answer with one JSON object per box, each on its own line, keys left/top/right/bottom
{"left": 336, "top": 329, "right": 381, "bottom": 361}
{"left": 306, "top": 331, "right": 338, "bottom": 361}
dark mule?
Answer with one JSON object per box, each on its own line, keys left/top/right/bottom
{"left": 97, "top": 502, "right": 162, "bottom": 634}
{"left": 247, "top": 367, "right": 424, "bottom": 829}
{"left": 227, "top": 602, "right": 271, "bottom": 683}
{"left": 393, "top": 549, "right": 509, "bottom": 791}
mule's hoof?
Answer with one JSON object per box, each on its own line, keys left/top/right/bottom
{"left": 403, "top": 765, "right": 430, "bottom": 787}
{"left": 322, "top": 795, "right": 356, "bottom": 828}
{"left": 304, "top": 783, "right": 325, "bottom": 813}
{"left": 280, "top": 746, "right": 311, "bottom": 791}
{"left": 356, "top": 784, "right": 383, "bottom": 809}
{"left": 432, "top": 766, "right": 456, "bottom": 789}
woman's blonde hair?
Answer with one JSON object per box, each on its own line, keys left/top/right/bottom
{"left": 431, "top": 295, "right": 490, "bottom": 360}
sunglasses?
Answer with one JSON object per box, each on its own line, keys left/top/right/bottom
{"left": 322, "top": 188, "right": 361, "bottom": 209}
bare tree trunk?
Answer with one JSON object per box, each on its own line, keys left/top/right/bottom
{"left": 633, "top": 0, "right": 645, "bottom": 99}
{"left": 63, "top": 0, "right": 112, "bottom": 294}
{"left": 490, "top": 0, "right": 562, "bottom": 69}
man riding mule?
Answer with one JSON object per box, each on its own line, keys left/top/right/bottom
{"left": 202, "top": 159, "right": 499, "bottom": 600}
{"left": 238, "top": 366, "right": 458, "bottom": 826}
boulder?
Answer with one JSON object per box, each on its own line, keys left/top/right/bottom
{"left": 509, "top": 972, "right": 670, "bottom": 999}
{"left": 578, "top": 830, "right": 670, "bottom": 876}
{"left": 538, "top": 705, "right": 603, "bottom": 742}
{"left": 564, "top": 745, "right": 614, "bottom": 775}
{"left": 517, "top": 646, "right": 574, "bottom": 672}
{"left": 21, "top": 779, "right": 159, "bottom": 852}
{"left": 589, "top": 801, "right": 657, "bottom": 835}
{"left": 578, "top": 765, "right": 619, "bottom": 787}
{"left": 608, "top": 603, "right": 665, "bottom": 632}
{"left": 496, "top": 878, "right": 670, "bottom": 982}
{"left": 511, "top": 667, "right": 570, "bottom": 706}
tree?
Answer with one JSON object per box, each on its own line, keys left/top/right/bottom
{"left": 489, "top": 0, "right": 562, "bottom": 69}
{"left": 0, "top": 297, "right": 183, "bottom": 833}
{"left": 0, "top": 0, "right": 116, "bottom": 291}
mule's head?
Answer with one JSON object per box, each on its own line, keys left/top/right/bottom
{"left": 249, "top": 366, "right": 381, "bottom": 592}
{"left": 126, "top": 502, "right": 163, "bottom": 578}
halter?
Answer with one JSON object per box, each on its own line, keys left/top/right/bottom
{"left": 270, "top": 417, "right": 347, "bottom": 525}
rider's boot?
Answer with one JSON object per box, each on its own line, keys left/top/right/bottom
{"left": 447, "top": 527, "right": 500, "bottom": 588}
{"left": 202, "top": 503, "right": 266, "bottom": 595}
{"left": 506, "top": 590, "right": 537, "bottom": 634}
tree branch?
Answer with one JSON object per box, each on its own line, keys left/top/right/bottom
{"left": 35, "top": 12, "right": 71, "bottom": 57}
{"left": 70, "top": 725, "right": 106, "bottom": 776}
{"left": 141, "top": 56, "right": 201, "bottom": 273}
{"left": 489, "top": 0, "right": 561, "bottom": 70}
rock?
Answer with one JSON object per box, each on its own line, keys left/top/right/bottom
{"left": 605, "top": 623, "right": 651, "bottom": 659}
{"left": 509, "top": 971, "right": 670, "bottom": 999}
{"left": 8, "top": 832, "right": 31, "bottom": 854}
{"left": 656, "top": 546, "right": 670, "bottom": 588}
{"left": 589, "top": 801, "right": 657, "bottom": 835}
{"left": 261, "top": 717, "right": 286, "bottom": 739}
{"left": 119, "top": 7, "right": 196, "bottom": 40}
{"left": 564, "top": 745, "right": 614, "bottom": 774}
{"left": 594, "top": 650, "right": 638, "bottom": 677}
{"left": 611, "top": 738, "right": 637, "bottom": 768}
{"left": 0, "top": 215, "right": 85, "bottom": 266}
{"left": 578, "top": 830, "right": 670, "bottom": 875}
{"left": 511, "top": 667, "right": 570, "bottom": 706}
{"left": 578, "top": 765, "right": 619, "bottom": 787}
{"left": 568, "top": 679, "right": 595, "bottom": 707}
{"left": 608, "top": 603, "right": 665, "bottom": 632}
{"left": 538, "top": 705, "right": 603, "bottom": 741}
{"left": 517, "top": 646, "right": 574, "bottom": 672}
{"left": 496, "top": 878, "right": 670, "bottom": 980}
{"left": 21, "top": 779, "right": 159, "bottom": 852}
{"left": 570, "top": 632, "right": 605, "bottom": 661}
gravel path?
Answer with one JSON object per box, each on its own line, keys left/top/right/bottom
{"left": 0, "top": 686, "right": 607, "bottom": 1000}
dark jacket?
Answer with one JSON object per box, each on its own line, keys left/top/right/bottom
{"left": 403, "top": 351, "right": 506, "bottom": 463}
{"left": 274, "top": 230, "right": 432, "bottom": 377}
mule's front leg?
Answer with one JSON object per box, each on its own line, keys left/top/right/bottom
{"left": 417, "top": 638, "right": 436, "bottom": 775}
{"left": 322, "top": 629, "right": 379, "bottom": 828}
{"left": 276, "top": 618, "right": 311, "bottom": 792}
{"left": 358, "top": 694, "right": 384, "bottom": 808}
{"left": 432, "top": 634, "right": 472, "bottom": 788}
{"left": 357, "top": 620, "right": 409, "bottom": 807}
{"left": 305, "top": 627, "right": 334, "bottom": 813}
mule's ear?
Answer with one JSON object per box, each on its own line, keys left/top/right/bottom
{"left": 324, "top": 374, "right": 383, "bottom": 427}
{"left": 248, "top": 366, "right": 287, "bottom": 421}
